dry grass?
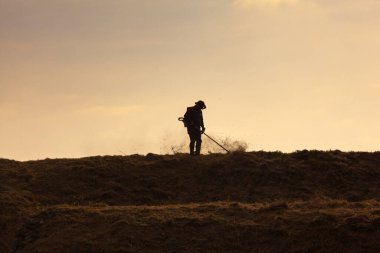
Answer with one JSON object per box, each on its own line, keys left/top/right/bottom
{"left": 2, "top": 151, "right": 380, "bottom": 252}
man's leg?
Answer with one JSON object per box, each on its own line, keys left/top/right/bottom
{"left": 195, "top": 133, "right": 202, "bottom": 155}
{"left": 189, "top": 138, "right": 195, "bottom": 155}
{"left": 189, "top": 132, "right": 196, "bottom": 155}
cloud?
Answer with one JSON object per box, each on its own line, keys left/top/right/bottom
{"left": 234, "top": 0, "right": 300, "bottom": 8}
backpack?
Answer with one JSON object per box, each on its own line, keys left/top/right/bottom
{"left": 183, "top": 107, "right": 192, "bottom": 127}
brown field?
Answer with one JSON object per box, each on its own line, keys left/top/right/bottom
{"left": 1, "top": 151, "right": 380, "bottom": 252}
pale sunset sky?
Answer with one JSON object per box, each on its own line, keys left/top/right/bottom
{"left": 1, "top": 0, "right": 380, "bottom": 160}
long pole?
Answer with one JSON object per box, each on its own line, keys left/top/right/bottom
{"left": 203, "top": 133, "right": 230, "bottom": 153}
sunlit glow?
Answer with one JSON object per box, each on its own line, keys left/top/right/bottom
{"left": 1, "top": 0, "right": 380, "bottom": 160}
{"left": 234, "top": 0, "right": 300, "bottom": 8}
{"left": 78, "top": 105, "right": 143, "bottom": 116}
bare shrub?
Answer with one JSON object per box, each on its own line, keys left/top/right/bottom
{"left": 221, "top": 137, "right": 249, "bottom": 152}
{"left": 170, "top": 142, "right": 187, "bottom": 154}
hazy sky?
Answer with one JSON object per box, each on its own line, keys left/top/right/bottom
{"left": 1, "top": 0, "right": 380, "bottom": 160}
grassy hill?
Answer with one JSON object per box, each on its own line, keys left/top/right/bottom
{"left": 2, "top": 151, "right": 380, "bottom": 252}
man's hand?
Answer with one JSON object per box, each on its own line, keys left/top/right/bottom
{"left": 201, "top": 127, "right": 206, "bottom": 134}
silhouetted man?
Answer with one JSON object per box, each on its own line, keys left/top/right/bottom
{"left": 183, "top": 100, "right": 206, "bottom": 155}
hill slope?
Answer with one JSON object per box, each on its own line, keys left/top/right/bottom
{"left": 1, "top": 151, "right": 380, "bottom": 252}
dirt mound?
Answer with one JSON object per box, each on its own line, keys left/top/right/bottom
{"left": 2, "top": 151, "right": 380, "bottom": 252}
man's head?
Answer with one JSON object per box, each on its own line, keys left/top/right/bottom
{"left": 195, "top": 100, "right": 206, "bottom": 109}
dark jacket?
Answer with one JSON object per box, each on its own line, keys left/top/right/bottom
{"left": 184, "top": 106, "right": 204, "bottom": 129}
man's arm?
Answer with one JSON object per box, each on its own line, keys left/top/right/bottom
{"left": 200, "top": 112, "right": 205, "bottom": 133}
